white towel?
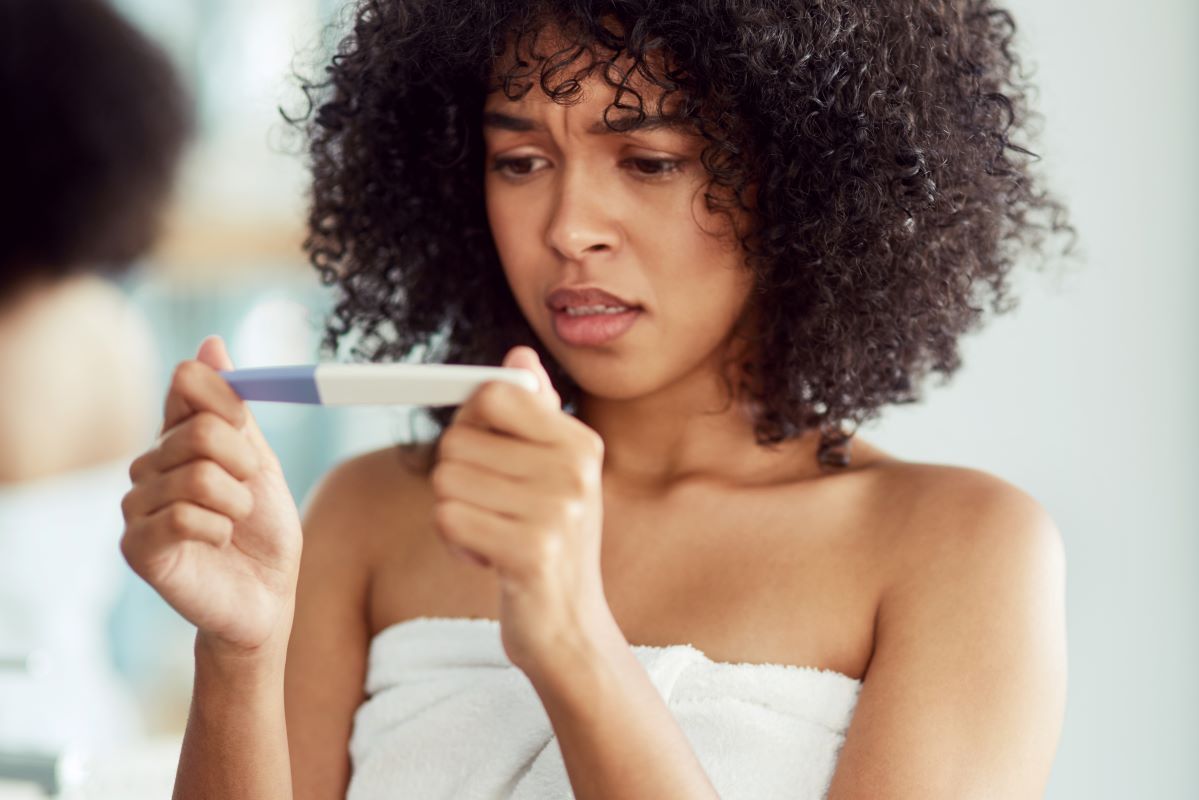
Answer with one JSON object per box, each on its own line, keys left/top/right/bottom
{"left": 347, "top": 616, "right": 860, "bottom": 799}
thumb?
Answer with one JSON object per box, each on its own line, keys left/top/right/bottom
{"left": 502, "top": 346, "right": 560, "bottom": 409}
{"left": 196, "top": 334, "right": 235, "bottom": 372}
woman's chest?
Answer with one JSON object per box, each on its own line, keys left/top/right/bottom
{"left": 369, "top": 474, "right": 888, "bottom": 679}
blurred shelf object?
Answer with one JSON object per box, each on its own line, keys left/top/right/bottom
{"left": 149, "top": 204, "right": 309, "bottom": 281}
{"left": 142, "top": 139, "right": 313, "bottom": 282}
{"left": 0, "top": 751, "right": 59, "bottom": 798}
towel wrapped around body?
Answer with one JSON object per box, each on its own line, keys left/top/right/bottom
{"left": 347, "top": 616, "right": 861, "bottom": 799}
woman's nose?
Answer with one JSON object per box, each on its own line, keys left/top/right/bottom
{"left": 544, "top": 159, "right": 620, "bottom": 261}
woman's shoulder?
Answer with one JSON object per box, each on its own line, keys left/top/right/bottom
{"left": 310, "top": 440, "right": 436, "bottom": 491}
{"left": 803, "top": 439, "right": 1066, "bottom": 635}
{"left": 836, "top": 437, "right": 1059, "bottom": 546}
{"left": 860, "top": 453, "right": 1065, "bottom": 619}
{"left": 869, "top": 456, "right": 1060, "bottom": 546}
{"left": 304, "top": 440, "right": 436, "bottom": 507}
{"left": 300, "top": 440, "right": 437, "bottom": 550}
{"left": 0, "top": 274, "right": 157, "bottom": 481}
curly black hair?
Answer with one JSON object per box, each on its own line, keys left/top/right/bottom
{"left": 293, "top": 0, "right": 1077, "bottom": 471}
{"left": 0, "top": 0, "right": 192, "bottom": 299}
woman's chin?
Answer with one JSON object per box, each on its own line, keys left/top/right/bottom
{"left": 570, "top": 370, "right": 667, "bottom": 405}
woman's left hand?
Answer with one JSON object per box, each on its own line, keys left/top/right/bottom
{"left": 430, "top": 345, "right": 614, "bottom": 677}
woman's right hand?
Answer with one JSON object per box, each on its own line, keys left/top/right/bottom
{"left": 120, "top": 335, "right": 303, "bottom": 658}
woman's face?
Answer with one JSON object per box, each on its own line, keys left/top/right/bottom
{"left": 482, "top": 41, "right": 757, "bottom": 403}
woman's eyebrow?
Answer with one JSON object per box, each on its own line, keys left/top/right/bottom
{"left": 482, "top": 109, "right": 694, "bottom": 136}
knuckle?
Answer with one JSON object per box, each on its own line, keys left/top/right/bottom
{"left": 165, "top": 502, "right": 193, "bottom": 534}
{"left": 184, "top": 462, "right": 217, "bottom": 497}
{"left": 557, "top": 496, "right": 587, "bottom": 524}
{"left": 436, "top": 429, "right": 460, "bottom": 459}
{"left": 189, "top": 413, "right": 223, "bottom": 452}
{"left": 234, "top": 485, "right": 255, "bottom": 519}
{"left": 433, "top": 499, "right": 458, "bottom": 533}
{"left": 128, "top": 453, "right": 149, "bottom": 482}
{"left": 571, "top": 424, "right": 604, "bottom": 457}
{"left": 119, "top": 490, "right": 137, "bottom": 520}
{"left": 563, "top": 469, "right": 586, "bottom": 494}
{"left": 118, "top": 528, "right": 136, "bottom": 562}
{"left": 529, "top": 531, "right": 563, "bottom": 569}
{"left": 478, "top": 382, "right": 505, "bottom": 413}
{"left": 565, "top": 459, "right": 595, "bottom": 493}
{"left": 170, "top": 360, "right": 199, "bottom": 393}
{"left": 430, "top": 462, "right": 455, "bottom": 497}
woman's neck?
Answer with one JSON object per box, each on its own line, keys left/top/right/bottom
{"left": 577, "top": 366, "right": 825, "bottom": 493}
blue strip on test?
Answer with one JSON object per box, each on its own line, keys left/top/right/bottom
{"left": 219, "top": 366, "right": 320, "bottom": 403}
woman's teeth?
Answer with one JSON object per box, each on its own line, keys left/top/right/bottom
{"left": 562, "top": 305, "right": 631, "bottom": 316}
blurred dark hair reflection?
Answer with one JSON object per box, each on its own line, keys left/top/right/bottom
{"left": 0, "top": 0, "right": 192, "bottom": 301}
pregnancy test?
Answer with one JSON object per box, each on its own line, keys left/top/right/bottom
{"left": 218, "top": 363, "right": 539, "bottom": 406}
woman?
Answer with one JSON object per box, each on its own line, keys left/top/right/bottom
{"left": 120, "top": 1, "right": 1075, "bottom": 797}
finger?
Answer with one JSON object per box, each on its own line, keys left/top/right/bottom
{"left": 124, "top": 459, "right": 254, "bottom": 522}
{"left": 193, "top": 335, "right": 280, "bottom": 459}
{"left": 445, "top": 541, "right": 492, "bottom": 569}
{"left": 129, "top": 449, "right": 157, "bottom": 483}
{"left": 163, "top": 358, "right": 247, "bottom": 434}
{"left": 430, "top": 459, "right": 528, "bottom": 519}
{"left": 432, "top": 499, "right": 516, "bottom": 572}
{"left": 502, "top": 345, "right": 561, "bottom": 408}
{"left": 451, "top": 381, "right": 561, "bottom": 444}
{"left": 122, "top": 502, "right": 234, "bottom": 577}
{"left": 164, "top": 336, "right": 280, "bottom": 467}
{"left": 153, "top": 411, "right": 260, "bottom": 481}
{"left": 436, "top": 424, "right": 547, "bottom": 481}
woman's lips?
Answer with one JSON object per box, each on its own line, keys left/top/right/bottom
{"left": 550, "top": 307, "right": 642, "bottom": 347}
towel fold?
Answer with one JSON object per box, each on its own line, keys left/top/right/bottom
{"left": 347, "top": 616, "right": 860, "bottom": 799}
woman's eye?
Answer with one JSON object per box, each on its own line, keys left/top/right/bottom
{"left": 625, "top": 158, "right": 684, "bottom": 178}
{"left": 491, "top": 156, "right": 545, "bottom": 178}
{"left": 490, "top": 156, "right": 684, "bottom": 181}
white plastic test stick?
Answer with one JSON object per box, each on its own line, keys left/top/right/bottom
{"left": 218, "top": 363, "right": 540, "bottom": 406}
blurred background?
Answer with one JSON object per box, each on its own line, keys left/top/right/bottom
{"left": 0, "top": 0, "right": 1194, "bottom": 797}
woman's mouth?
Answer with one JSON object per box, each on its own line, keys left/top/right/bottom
{"left": 550, "top": 306, "right": 642, "bottom": 347}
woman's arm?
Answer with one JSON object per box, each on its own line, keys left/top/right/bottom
{"left": 173, "top": 453, "right": 379, "bottom": 800}
{"left": 175, "top": 630, "right": 294, "bottom": 799}
{"left": 121, "top": 337, "right": 374, "bottom": 800}
{"left": 523, "top": 614, "right": 721, "bottom": 800}
{"left": 826, "top": 469, "right": 1068, "bottom": 799}
{"left": 120, "top": 337, "right": 304, "bottom": 800}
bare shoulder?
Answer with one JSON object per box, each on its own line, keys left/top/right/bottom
{"left": 826, "top": 453, "right": 1068, "bottom": 798}
{"left": 295, "top": 438, "right": 438, "bottom": 615}
{"left": 301, "top": 441, "right": 436, "bottom": 549}
{"left": 862, "top": 457, "right": 1067, "bottom": 643}
{"left": 0, "top": 274, "right": 157, "bottom": 480}
{"left": 866, "top": 458, "right": 1066, "bottom": 586}
{"left": 840, "top": 437, "right": 1065, "bottom": 579}
{"left": 304, "top": 440, "right": 436, "bottom": 505}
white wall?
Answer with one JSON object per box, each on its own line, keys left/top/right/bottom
{"left": 864, "top": 1, "right": 1199, "bottom": 796}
